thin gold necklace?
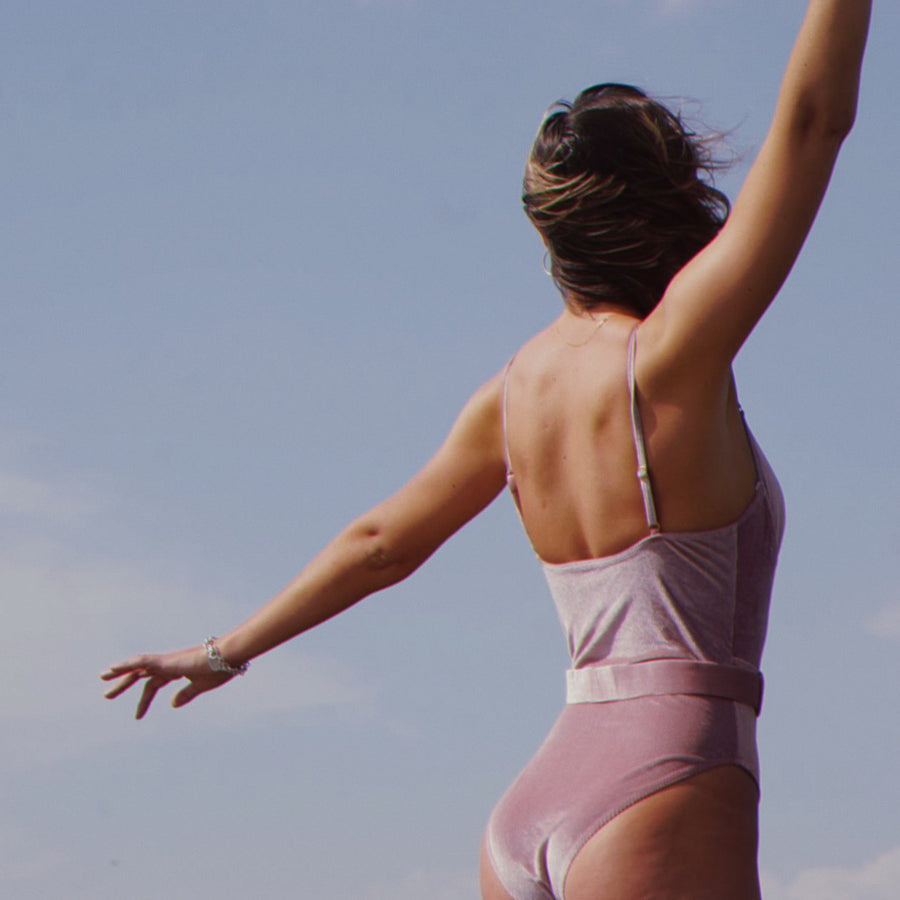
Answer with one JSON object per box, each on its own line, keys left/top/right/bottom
{"left": 555, "top": 312, "right": 613, "bottom": 347}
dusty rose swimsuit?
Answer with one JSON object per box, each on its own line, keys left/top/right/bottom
{"left": 486, "top": 330, "right": 785, "bottom": 900}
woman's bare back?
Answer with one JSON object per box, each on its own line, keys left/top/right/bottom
{"left": 503, "top": 310, "right": 759, "bottom": 565}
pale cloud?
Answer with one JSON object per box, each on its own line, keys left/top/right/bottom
{"left": 0, "top": 430, "right": 87, "bottom": 511}
{"left": 657, "top": 0, "right": 717, "bottom": 16}
{"left": 0, "top": 815, "right": 70, "bottom": 884}
{"left": 863, "top": 600, "right": 900, "bottom": 639}
{"left": 0, "top": 535, "right": 377, "bottom": 770}
{"left": 761, "top": 847, "right": 900, "bottom": 900}
{"left": 356, "top": 0, "right": 417, "bottom": 10}
{"left": 359, "top": 866, "right": 477, "bottom": 900}
{"left": 0, "top": 470, "right": 101, "bottom": 525}
{"left": 0, "top": 472, "right": 59, "bottom": 516}
{"left": 0, "top": 462, "right": 376, "bottom": 771}
{"left": 0, "top": 538, "right": 196, "bottom": 717}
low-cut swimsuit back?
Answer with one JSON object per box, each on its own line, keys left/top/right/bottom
{"left": 484, "top": 328, "right": 785, "bottom": 900}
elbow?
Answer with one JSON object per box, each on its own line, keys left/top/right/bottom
{"left": 349, "top": 520, "right": 424, "bottom": 585}
{"left": 792, "top": 93, "right": 857, "bottom": 143}
{"left": 818, "top": 108, "right": 856, "bottom": 141}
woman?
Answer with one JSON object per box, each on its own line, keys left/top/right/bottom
{"left": 102, "top": 2, "right": 871, "bottom": 898}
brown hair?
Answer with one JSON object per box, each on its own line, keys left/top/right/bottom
{"left": 523, "top": 83, "right": 730, "bottom": 316}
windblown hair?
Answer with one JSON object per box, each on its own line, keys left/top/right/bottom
{"left": 524, "top": 83, "right": 731, "bottom": 316}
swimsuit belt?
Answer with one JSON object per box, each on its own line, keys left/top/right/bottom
{"left": 566, "top": 659, "right": 764, "bottom": 715}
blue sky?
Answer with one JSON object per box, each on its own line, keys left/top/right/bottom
{"left": 2, "top": 2, "right": 898, "bottom": 898}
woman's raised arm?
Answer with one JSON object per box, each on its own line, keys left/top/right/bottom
{"left": 101, "top": 374, "right": 508, "bottom": 718}
{"left": 644, "top": 0, "right": 871, "bottom": 380}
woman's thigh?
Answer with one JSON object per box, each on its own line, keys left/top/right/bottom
{"left": 480, "top": 836, "right": 517, "bottom": 900}
{"left": 564, "top": 766, "right": 761, "bottom": 900}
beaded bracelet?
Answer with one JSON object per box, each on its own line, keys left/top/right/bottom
{"left": 203, "top": 636, "right": 249, "bottom": 677}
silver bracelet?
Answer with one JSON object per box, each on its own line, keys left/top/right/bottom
{"left": 203, "top": 636, "right": 249, "bottom": 676}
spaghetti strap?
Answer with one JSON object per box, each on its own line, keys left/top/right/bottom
{"left": 501, "top": 355, "right": 517, "bottom": 494}
{"left": 627, "top": 328, "right": 660, "bottom": 533}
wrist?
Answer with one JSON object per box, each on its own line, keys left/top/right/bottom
{"left": 203, "top": 636, "right": 249, "bottom": 677}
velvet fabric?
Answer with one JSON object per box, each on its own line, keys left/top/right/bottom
{"left": 488, "top": 332, "right": 785, "bottom": 899}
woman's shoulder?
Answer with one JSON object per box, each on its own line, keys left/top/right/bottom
{"left": 630, "top": 311, "right": 733, "bottom": 410}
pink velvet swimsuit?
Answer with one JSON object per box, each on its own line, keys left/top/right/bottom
{"left": 485, "top": 330, "right": 785, "bottom": 900}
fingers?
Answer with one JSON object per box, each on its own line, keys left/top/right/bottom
{"left": 103, "top": 671, "right": 143, "bottom": 699}
{"left": 101, "top": 656, "right": 158, "bottom": 708}
{"left": 171, "top": 681, "right": 205, "bottom": 709}
{"left": 100, "top": 656, "right": 152, "bottom": 681}
{"left": 135, "top": 675, "right": 168, "bottom": 720}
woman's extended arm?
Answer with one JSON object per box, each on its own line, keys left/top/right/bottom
{"left": 102, "top": 375, "right": 508, "bottom": 718}
{"left": 644, "top": 0, "right": 872, "bottom": 381}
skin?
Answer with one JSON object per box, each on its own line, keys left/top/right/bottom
{"left": 103, "top": 2, "right": 871, "bottom": 897}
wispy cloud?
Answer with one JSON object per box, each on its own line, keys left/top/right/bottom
{"left": 0, "top": 468, "right": 102, "bottom": 525}
{"left": 356, "top": 0, "right": 418, "bottom": 10}
{"left": 1, "top": 535, "right": 378, "bottom": 768}
{"left": 761, "top": 847, "right": 900, "bottom": 900}
{"left": 0, "top": 472, "right": 59, "bottom": 517}
{"left": 657, "top": 0, "right": 717, "bottom": 16}
{"left": 863, "top": 601, "right": 900, "bottom": 639}
{"left": 0, "top": 460, "right": 376, "bottom": 771}
{"left": 358, "top": 866, "right": 476, "bottom": 900}
{"left": 0, "top": 815, "right": 70, "bottom": 884}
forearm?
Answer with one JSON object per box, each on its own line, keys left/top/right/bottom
{"left": 215, "top": 516, "right": 419, "bottom": 666}
{"left": 778, "top": 0, "right": 871, "bottom": 136}
{"left": 209, "top": 377, "right": 506, "bottom": 671}
{"left": 102, "top": 377, "right": 506, "bottom": 718}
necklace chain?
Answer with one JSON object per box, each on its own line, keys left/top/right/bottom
{"left": 555, "top": 312, "right": 614, "bottom": 347}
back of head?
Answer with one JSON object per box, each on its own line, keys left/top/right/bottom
{"left": 524, "top": 84, "right": 730, "bottom": 316}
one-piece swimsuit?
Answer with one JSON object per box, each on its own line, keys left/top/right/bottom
{"left": 485, "top": 329, "right": 785, "bottom": 900}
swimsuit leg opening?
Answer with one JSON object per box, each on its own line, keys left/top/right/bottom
{"left": 561, "top": 762, "right": 760, "bottom": 900}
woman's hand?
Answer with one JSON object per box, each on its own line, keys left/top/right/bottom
{"left": 101, "top": 645, "right": 235, "bottom": 719}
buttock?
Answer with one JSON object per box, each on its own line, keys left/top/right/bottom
{"left": 485, "top": 694, "right": 759, "bottom": 900}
